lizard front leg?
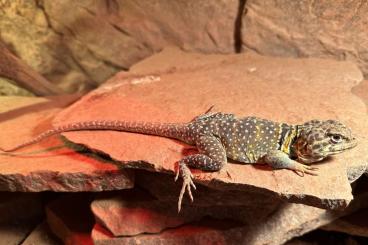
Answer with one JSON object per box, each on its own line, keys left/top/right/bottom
{"left": 261, "top": 150, "right": 318, "bottom": 176}
{"left": 175, "top": 135, "right": 227, "bottom": 212}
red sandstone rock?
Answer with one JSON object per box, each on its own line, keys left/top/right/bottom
{"left": 91, "top": 189, "right": 203, "bottom": 236}
{"left": 135, "top": 171, "right": 282, "bottom": 212}
{"left": 92, "top": 218, "right": 246, "bottom": 245}
{"left": 0, "top": 96, "right": 134, "bottom": 191}
{"left": 46, "top": 193, "right": 94, "bottom": 245}
{"left": 91, "top": 188, "right": 278, "bottom": 237}
{"left": 242, "top": 180, "right": 368, "bottom": 244}
{"left": 55, "top": 48, "right": 368, "bottom": 210}
{"left": 90, "top": 204, "right": 344, "bottom": 245}
{"left": 135, "top": 172, "right": 368, "bottom": 244}
{"left": 61, "top": 178, "right": 368, "bottom": 245}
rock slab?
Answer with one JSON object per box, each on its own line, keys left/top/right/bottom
{"left": 92, "top": 174, "right": 368, "bottom": 245}
{"left": 0, "top": 96, "right": 134, "bottom": 191}
{"left": 55, "top": 48, "right": 368, "bottom": 210}
{"left": 92, "top": 189, "right": 205, "bottom": 236}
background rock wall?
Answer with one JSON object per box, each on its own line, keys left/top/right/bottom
{"left": 242, "top": 0, "right": 368, "bottom": 77}
{"left": 0, "top": 0, "right": 367, "bottom": 93}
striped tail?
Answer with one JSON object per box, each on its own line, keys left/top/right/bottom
{"left": 0, "top": 120, "right": 189, "bottom": 152}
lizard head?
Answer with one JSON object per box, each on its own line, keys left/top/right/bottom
{"left": 294, "top": 120, "right": 357, "bottom": 164}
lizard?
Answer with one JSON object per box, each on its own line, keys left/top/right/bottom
{"left": 0, "top": 111, "right": 357, "bottom": 212}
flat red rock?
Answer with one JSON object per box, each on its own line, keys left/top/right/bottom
{"left": 54, "top": 48, "right": 368, "bottom": 209}
{"left": 92, "top": 219, "right": 246, "bottom": 245}
{"left": 91, "top": 190, "right": 204, "bottom": 236}
{"left": 0, "top": 96, "right": 134, "bottom": 191}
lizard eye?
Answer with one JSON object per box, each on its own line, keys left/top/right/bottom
{"left": 330, "top": 135, "right": 343, "bottom": 144}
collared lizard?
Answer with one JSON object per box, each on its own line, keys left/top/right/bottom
{"left": 0, "top": 111, "right": 357, "bottom": 212}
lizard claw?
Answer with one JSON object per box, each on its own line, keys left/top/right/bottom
{"left": 174, "top": 165, "right": 180, "bottom": 182}
{"left": 177, "top": 162, "right": 196, "bottom": 213}
{"left": 226, "top": 170, "right": 232, "bottom": 179}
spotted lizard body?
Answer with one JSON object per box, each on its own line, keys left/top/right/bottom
{"left": 0, "top": 111, "right": 357, "bottom": 212}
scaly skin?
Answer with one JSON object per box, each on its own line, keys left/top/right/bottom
{"left": 0, "top": 112, "right": 357, "bottom": 212}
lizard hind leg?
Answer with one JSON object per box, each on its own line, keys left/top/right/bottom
{"left": 175, "top": 135, "right": 227, "bottom": 212}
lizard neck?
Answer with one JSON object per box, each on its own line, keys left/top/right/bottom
{"left": 279, "top": 124, "right": 299, "bottom": 156}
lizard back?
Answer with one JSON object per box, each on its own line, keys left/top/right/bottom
{"left": 187, "top": 114, "right": 296, "bottom": 163}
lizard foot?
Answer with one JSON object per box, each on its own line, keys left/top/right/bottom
{"left": 292, "top": 162, "right": 319, "bottom": 177}
{"left": 175, "top": 162, "right": 196, "bottom": 212}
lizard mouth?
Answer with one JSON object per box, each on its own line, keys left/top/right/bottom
{"left": 295, "top": 141, "right": 357, "bottom": 163}
{"left": 295, "top": 144, "right": 326, "bottom": 164}
{"left": 329, "top": 139, "right": 358, "bottom": 154}
{"left": 298, "top": 154, "right": 325, "bottom": 164}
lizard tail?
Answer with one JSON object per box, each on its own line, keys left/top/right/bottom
{"left": 0, "top": 120, "right": 188, "bottom": 152}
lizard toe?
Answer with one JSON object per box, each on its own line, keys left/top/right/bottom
{"left": 177, "top": 162, "right": 196, "bottom": 212}
{"left": 304, "top": 168, "right": 319, "bottom": 176}
{"left": 174, "top": 166, "right": 180, "bottom": 181}
{"left": 293, "top": 163, "right": 318, "bottom": 177}
{"left": 305, "top": 165, "right": 319, "bottom": 171}
{"left": 293, "top": 169, "right": 305, "bottom": 177}
{"left": 177, "top": 174, "right": 195, "bottom": 212}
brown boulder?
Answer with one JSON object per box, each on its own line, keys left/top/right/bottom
{"left": 242, "top": 0, "right": 368, "bottom": 78}
{"left": 0, "top": 1, "right": 239, "bottom": 92}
